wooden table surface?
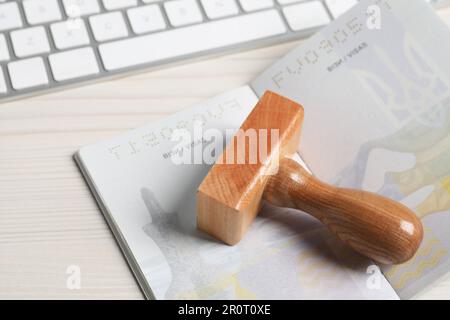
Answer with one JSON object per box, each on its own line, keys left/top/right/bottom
{"left": 1, "top": 9, "right": 450, "bottom": 300}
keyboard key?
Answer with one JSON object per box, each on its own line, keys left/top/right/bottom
{"left": 127, "top": 5, "right": 166, "bottom": 35}
{"left": 277, "top": 0, "right": 303, "bottom": 4}
{"left": 102, "top": 0, "right": 137, "bottom": 11}
{"left": 0, "top": 34, "right": 9, "bottom": 61}
{"left": 283, "top": 1, "right": 330, "bottom": 31}
{"left": 90, "top": 12, "right": 129, "bottom": 42}
{"left": 49, "top": 47, "right": 99, "bottom": 81}
{"left": 164, "top": 0, "right": 203, "bottom": 27}
{"left": 51, "top": 19, "right": 90, "bottom": 49}
{"left": 23, "top": 0, "right": 62, "bottom": 25}
{"left": 325, "top": 0, "right": 358, "bottom": 18}
{"left": 239, "top": 0, "right": 274, "bottom": 12}
{"left": 62, "top": 0, "right": 100, "bottom": 17}
{"left": 201, "top": 0, "right": 239, "bottom": 19}
{"left": 0, "top": 2, "right": 23, "bottom": 31}
{"left": 0, "top": 67, "right": 6, "bottom": 94}
{"left": 99, "top": 9, "right": 286, "bottom": 70}
{"left": 8, "top": 57, "right": 49, "bottom": 90}
{"left": 10, "top": 26, "right": 51, "bottom": 58}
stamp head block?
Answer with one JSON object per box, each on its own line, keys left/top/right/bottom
{"left": 197, "top": 91, "right": 304, "bottom": 245}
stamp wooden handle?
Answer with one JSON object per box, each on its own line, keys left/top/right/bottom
{"left": 264, "top": 158, "right": 423, "bottom": 264}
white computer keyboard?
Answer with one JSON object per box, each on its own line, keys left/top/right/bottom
{"left": 0, "top": 0, "right": 449, "bottom": 102}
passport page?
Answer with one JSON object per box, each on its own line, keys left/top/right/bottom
{"left": 76, "top": 85, "right": 398, "bottom": 299}
{"left": 251, "top": 0, "right": 450, "bottom": 298}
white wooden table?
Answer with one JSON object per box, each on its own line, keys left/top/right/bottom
{"left": 1, "top": 9, "right": 450, "bottom": 299}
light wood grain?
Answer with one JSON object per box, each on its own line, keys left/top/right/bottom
{"left": 1, "top": 9, "right": 450, "bottom": 299}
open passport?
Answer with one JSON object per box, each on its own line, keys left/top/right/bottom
{"left": 75, "top": 0, "right": 450, "bottom": 299}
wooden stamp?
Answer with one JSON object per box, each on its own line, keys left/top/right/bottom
{"left": 197, "top": 91, "right": 423, "bottom": 264}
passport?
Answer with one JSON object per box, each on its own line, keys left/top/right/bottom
{"left": 75, "top": 0, "right": 450, "bottom": 299}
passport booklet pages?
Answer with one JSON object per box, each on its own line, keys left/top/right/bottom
{"left": 75, "top": 0, "right": 450, "bottom": 299}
